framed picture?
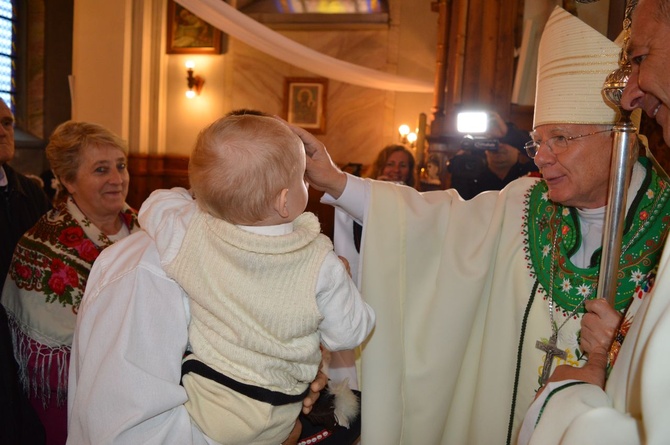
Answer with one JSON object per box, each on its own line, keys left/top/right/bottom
{"left": 283, "top": 78, "right": 328, "bottom": 134}
{"left": 166, "top": 0, "right": 222, "bottom": 55}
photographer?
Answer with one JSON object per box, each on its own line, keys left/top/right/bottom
{"left": 448, "top": 114, "right": 538, "bottom": 199}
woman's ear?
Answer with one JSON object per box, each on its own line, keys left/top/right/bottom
{"left": 59, "top": 176, "right": 75, "bottom": 195}
{"left": 274, "top": 188, "right": 290, "bottom": 219}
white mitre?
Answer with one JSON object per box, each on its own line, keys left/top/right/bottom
{"left": 533, "top": 6, "right": 621, "bottom": 129}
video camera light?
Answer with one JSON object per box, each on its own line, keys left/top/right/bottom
{"left": 457, "top": 111, "right": 488, "bottom": 134}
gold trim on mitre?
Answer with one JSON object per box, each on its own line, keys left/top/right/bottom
{"left": 533, "top": 6, "right": 621, "bottom": 129}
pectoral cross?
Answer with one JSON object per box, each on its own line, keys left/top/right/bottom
{"left": 536, "top": 332, "right": 567, "bottom": 385}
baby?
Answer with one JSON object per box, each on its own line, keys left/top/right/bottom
{"left": 163, "top": 113, "right": 375, "bottom": 445}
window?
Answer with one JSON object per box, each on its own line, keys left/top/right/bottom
{"left": 241, "top": 0, "right": 389, "bottom": 28}
{"left": 276, "top": 0, "right": 385, "bottom": 13}
{"left": 0, "top": 0, "right": 12, "bottom": 109}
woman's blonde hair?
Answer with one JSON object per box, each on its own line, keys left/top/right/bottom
{"left": 189, "top": 114, "right": 303, "bottom": 224}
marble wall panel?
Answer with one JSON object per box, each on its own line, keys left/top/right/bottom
{"left": 228, "top": 28, "right": 401, "bottom": 167}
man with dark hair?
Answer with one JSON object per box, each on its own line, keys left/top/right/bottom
{"left": 0, "top": 99, "right": 49, "bottom": 445}
{"left": 449, "top": 117, "right": 538, "bottom": 199}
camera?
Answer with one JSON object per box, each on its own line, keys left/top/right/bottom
{"left": 457, "top": 111, "right": 499, "bottom": 152}
{"left": 460, "top": 135, "right": 499, "bottom": 151}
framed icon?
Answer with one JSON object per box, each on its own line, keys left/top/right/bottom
{"left": 283, "top": 77, "right": 328, "bottom": 134}
{"left": 166, "top": 0, "right": 222, "bottom": 55}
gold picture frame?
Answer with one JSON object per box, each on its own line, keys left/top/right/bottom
{"left": 166, "top": 0, "right": 222, "bottom": 55}
{"left": 283, "top": 77, "right": 328, "bottom": 134}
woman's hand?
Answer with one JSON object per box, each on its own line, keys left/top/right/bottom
{"left": 302, "top": 368, "right": 328, "bottom": 415}
{"left": 281, "top": 420, "right": 302, "bottom": 445}
{"left": 339, "top": 256, "right": 352, "bottom": 277}
{"left": 580, "top": 298, "right": 622, "bottom": 356}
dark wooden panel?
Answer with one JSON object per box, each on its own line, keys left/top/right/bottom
{"left": 127, "top": 154, "right": 189, "bottom": 211}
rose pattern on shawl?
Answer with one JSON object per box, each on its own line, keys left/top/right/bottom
{"left": 9, "top": 201, "right": 139, "bottom": 309}
{"left": 120, "top": 208, "right": 137, "bottom": 230}
{"left": 58, "top": 226, "right": 86, "bottom": 247}
{"left": 75, "top": 239, "right": 99, "bottom": 262}
{"left": 15, "top": 264, "right": 32, "bottom": 280}
{"left": 59, "top": 226, "right": 101, "bottom": 262}
{"left": 47, "top": 258, "right": 79, "bottom": 296}
{"left": 11, "top": 245, "right": 85, "bottom": 307}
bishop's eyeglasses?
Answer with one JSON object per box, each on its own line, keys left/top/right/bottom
{"left": 524, "top": 129, "right": 612, "bottom": 158}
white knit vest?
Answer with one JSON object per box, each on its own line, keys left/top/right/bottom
{"left": 165, "top": 210, "right": 333, "bottom": 394}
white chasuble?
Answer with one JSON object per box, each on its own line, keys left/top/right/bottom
{"left": 355, "top": 159, "right": 670, "bottom": 445}
{"left": 359, "top": 177, "right": 544, "bottom": 444}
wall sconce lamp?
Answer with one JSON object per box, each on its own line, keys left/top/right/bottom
{"left": 185, "top": 61, "right": 204, "bottom": 98}
{"left": 398, "top": 124, "right": 417, "bottom": 147}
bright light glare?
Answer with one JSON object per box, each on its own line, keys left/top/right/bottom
{"left": 457, "top": 112, "right": 488, "bottom": 134}
{"left": 185, "top": 90, "right": 196, "bottom": 99}
{"left": 398, "top": 124, "right": 410, "bottom": 136}
{"left": 185, "top": 60, "right": 195, "bottom": 69}
{"left": 407, "top": 132, "right": 417, "bottom": 143}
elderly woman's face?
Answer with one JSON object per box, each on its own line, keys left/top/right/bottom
{"left": 64, "top": 144, "right": 129, "bottom": 220}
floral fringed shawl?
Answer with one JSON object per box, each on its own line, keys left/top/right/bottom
{"left": 1, "top": 196, "right": 139, "bottom": 406}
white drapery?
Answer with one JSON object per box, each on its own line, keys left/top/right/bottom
{"left": 176, "top": 0, "right": 434, "bottom": 93}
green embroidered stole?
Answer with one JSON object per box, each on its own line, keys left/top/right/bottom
{"left": 524, "top": 157, "right": 670, "bottom": 315}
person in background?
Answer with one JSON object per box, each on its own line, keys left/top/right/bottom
{"left": 0, "top": 100, "right": 51, "bottom": 293}
{"left": 518, "top": 0, "right": 670, "bottom": 443}
{"left": 1, "top": 121, "right": 140, "bottom": 445}
{"left": 0, "top": 99, "right": 48, "bottom": 445}
{"left": 449, "top": 115, "right": 538, "bottom": 199}
{"left": 363, "top": 144, "right": 417, "bottom": 187}
{"left": 297, "top": 7, "right": 670, "bottom": 444}
{"left": 419, "top": 155, "right": 443, "bottom": 191}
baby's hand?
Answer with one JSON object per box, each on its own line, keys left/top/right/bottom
{"left": 338, "top": 255, "right": 352, "bottom": 277}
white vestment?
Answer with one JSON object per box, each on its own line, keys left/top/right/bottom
{"left": 325, "top": 163, "right": 668, "bottom": 445}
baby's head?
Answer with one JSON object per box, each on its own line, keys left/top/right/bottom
{"left": 189, "top": 114, "right": 308, "bottom": 225}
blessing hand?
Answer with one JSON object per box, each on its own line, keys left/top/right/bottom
{"left": 282, "top": 119, "right": 347, "bottom": 198}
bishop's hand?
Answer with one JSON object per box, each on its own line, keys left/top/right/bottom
{"left": 535, "top": 348, "right": 608, "bottom": 400}
{"left": 580, "top": 298, "right": 622, "bottom": 355}
{"left": 283, "top": 120, "right": 347, "bottom": 198}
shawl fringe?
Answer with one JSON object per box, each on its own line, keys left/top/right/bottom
{"left": 7, "top": 312, "right": 70, "bottom": 407}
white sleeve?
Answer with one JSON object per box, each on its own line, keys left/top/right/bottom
{"left": 315, "top": 251, "right": 375, "bottom": 351}
{"left": 67, "top": 241, "right": 217, "bottom": 445}
{"left": 320, "top": 173, "right": 370, "bottom": 223}
{"left": 519, "top": 381, "right": 639, "bottom": 445}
